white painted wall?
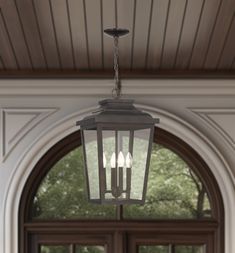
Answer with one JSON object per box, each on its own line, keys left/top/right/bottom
{"left": 0, "top": 79, "right": 235, "bottom": 253}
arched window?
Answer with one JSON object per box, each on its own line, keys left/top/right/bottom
{"left": 19, "top": 128, "right": 224, "bottom": 253}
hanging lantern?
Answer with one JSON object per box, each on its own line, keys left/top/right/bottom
{"left": 77, "top": 28, "right": 159, "bottom": 204}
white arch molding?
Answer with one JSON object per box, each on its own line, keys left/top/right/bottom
{"left": 2, "top": 104, "right": 235, "bottom": 253}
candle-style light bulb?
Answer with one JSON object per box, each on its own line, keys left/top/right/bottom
{"left": 110, "top": 152, "right": 116, "bottom": 168}
{"left": 126, "top": 152, "right": 133, "bottom": 168}
{"left": 103, "top": 152, "right": 107, "bottom": 168}
{"left": 118, "top": 151, "right": 125, "bottom": 167}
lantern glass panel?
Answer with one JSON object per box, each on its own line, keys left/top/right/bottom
{"left": 83, "top": 130, "right": 100, "bottom": 200}
{"left": 131, "top": 128, "right": 151, "bottom": 200}
{"left": 102, "top": 130, "right": 116, "bottom": 192}
{"left": 117, "top": 131, "right": 131, "bottom": 193}
{"left": 119, "top": 131, "right": 130, "bottom": 192}
{"left": 102, "top": 130, "right": 131, "bottom": 201}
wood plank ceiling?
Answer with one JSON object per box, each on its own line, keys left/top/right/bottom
{"left": 0, "top": 0, "right": 234, "bottom": 78}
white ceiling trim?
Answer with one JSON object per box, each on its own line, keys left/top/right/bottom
{"left": 0, "top": 79, "right": 235, "bottom": 96}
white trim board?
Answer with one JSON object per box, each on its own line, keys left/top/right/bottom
{"left": 0, "top": 79, "right": 235, "bottom": 96}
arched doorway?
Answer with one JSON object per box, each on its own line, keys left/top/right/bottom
{"left": 19, "top": 128, "right": 224, "bottom": 253}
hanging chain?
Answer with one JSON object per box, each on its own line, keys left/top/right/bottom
{"left": 112, "top": 35, "right": 122, "bottom": 98}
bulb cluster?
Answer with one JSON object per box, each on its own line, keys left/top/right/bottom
{"left": 103, "top": 151, "right": 133, "bottom": 168}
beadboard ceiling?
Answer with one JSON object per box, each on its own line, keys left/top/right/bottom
{"left": 0, "top": 0, "right": 234, "bottom": 78}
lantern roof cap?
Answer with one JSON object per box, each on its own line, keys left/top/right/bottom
{"left": 77, "top": 99, "right": 159, "bottom": 129}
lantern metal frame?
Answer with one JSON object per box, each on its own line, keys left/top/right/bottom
{"left": 78, "top": 99, "right": 158, "bottom": 204}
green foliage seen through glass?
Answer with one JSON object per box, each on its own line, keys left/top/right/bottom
{"left": 40, "top": 245, "right": 105, "bottom": 253}
{"left": 32, "top": 147, "right": 116, "bottom": 219}
{"left": 76, "top": 245, "right": 105, "bottom": 253}
{"left": 124, "top": 144, "right": 211, "bottom": 219}
{"left": 40, "top": 245, "right": 69, "bottom": 253}
{"left": 138, "top": 245, "right": 205, "bottom": 253}
{"left": 32, "top": 143, "right": 211, "bottom": 220}
{"left": 139, "top": 245, "right": 169, "bottom": 253}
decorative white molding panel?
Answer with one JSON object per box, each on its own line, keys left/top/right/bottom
{"left": 191, "top": 108, "right": 235, "bottom": 150}
{"left": 0, "top": 108, "right": 57, "bottom": 161}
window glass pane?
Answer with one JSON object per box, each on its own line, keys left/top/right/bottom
{"left": 138, "top": 245, "right": 205, "bottom": 253}
{"left": 32, "top": 142, "right": 211, "bottom": 220}
{"left": 139, "top": 245, "right": 169, "bottom": 253}
{"left": 124, "top": 143, "right": 212, "bottom": 219}
{"left": 40, "top": 245, "right": 70, "bottom": 253}
{"left": 175, "top": 245, "right": 205, "bottom": 253}
{"left": 32, "top": 147, "right": 116, "bottom": 219}
{"left": 76, "top": 245, "right": 106, "bottom": 253}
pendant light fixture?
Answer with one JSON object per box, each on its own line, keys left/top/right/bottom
{"left": 77, "top": 28, "right": 159, "bottom": 205}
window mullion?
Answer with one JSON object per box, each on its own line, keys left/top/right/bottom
{"left": 116, "top": 205, "right": 123, "bottom": 220}
{"left": 70, "top": 244, "right": 75, "bottom": 253}
{"left": 171, "top": 244, "right": 176, "bottom": 253}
